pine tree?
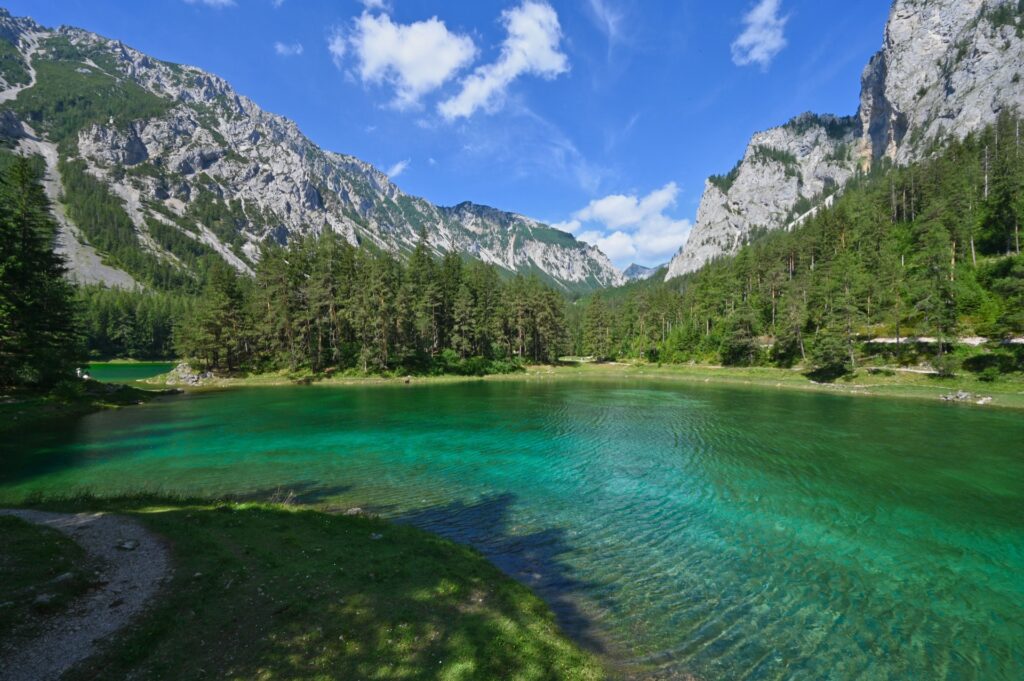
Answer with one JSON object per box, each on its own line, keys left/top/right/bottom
{"left": 0, "top": 157, "right": 82, "bottom": 388}
{"left": 719, "top": 306, "right": 760, "bottom": 366}
{"left": 582, "top": 294, "right": 613, "bottom": 360}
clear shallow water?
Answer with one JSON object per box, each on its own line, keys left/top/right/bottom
{"left": 2, "top": 380, "right": 1023, "bottom": 680}
{"left": 85, "top": 362, "right": 175, "bottom": 384}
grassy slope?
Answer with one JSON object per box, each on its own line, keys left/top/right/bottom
{"left": 541, "top": 363, "right": 1024, "bottom": 410}
{"left": 7, "top": 497, "right": 602, "bottom": 681}
{"left": 0, "top": 516, "right": 95, "bottom": 644}
{"left": 151, "top": 361, "right": 1024, "bottom": 411}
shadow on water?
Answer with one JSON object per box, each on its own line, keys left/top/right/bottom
{"left": 0, "top": 420, "right": 221, "bottom": 488}
{"left": 394, "top": 492, "right": 610, "bottom": 655}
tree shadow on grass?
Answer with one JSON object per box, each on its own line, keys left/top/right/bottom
{"left": 61, "top": 501, "right": 604, "bottom": 681}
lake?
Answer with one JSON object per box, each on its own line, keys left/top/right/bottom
{"left": 2, "top": 379, "right": 1022, "bottom": 679}
{"left": 85, "top": 362, "right": 176, "bottom": 384}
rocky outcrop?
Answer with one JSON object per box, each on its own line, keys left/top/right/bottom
{"left": 160, "top": 362, "right": 212, "bottom": 386}
{"left": 667, "top": 0, "right": 1024, "bottom": 280}
{"left": 0, "top": 10, "right": 622, "bottom": 293}
{"left": 667, "top": 114, "right": 858, "bottom": 279}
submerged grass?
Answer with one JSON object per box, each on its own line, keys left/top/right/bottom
{"left": 9, "top": 494, "right": 603, "bottom": 681}
{"left": 0, "top": 380, "right": 175, "bottom": 436}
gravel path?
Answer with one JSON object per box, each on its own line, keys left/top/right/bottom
{"left": 0, "top": 510, "right": 172, "bottom": 681}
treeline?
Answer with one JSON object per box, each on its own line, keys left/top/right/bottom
{"left": 0, "top": 157, "right": 81, "bottom": 389}
{"left": 576, "top": 113, "right": 1024, "bottom": 378}
{"left": 175, "top": 233, "right": 569, "bottom": 375}
{"left": 77, "top": 286, "right": 188, "bottom": 360}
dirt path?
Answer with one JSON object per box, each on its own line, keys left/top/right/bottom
{"left": 0, "top": 510, "right": 171, "bottom": 681}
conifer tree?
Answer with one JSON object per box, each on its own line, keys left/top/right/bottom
{"left": 0, "top": 157, "right": 82, "bottom": 388}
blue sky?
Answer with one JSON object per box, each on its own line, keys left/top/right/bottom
{"left": 7, "top": 0, "right": 891, "bottom": 267}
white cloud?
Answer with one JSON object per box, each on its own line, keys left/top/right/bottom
{"left": 327, "top": 29, "right": 347, "bottom": 67}
{"left": 272, "top": 0, "right": 285, "bottom": 8}
{"left": 274, "top": 41, "right": 304, "bottom": 57}
{"left": 360, "top": 0, "right": 390, "bottom": 9}
{"left": 439, "top": 1, "right": 568, "bottom": 121}
{"left": 578, "top": 229, "right": 636, "bottom": 262}
{"left": 184, "top": 0, "right": 236, "bottom": 7}
{"left": 386, "top": 158, "right": 411, "bottom": 179}
{"left": 562, "top": 183, "right": 692, "bottom": 266}
{"left": 731, "top": 0, "right": 788, "bottom": 69}
{"left": 550, "top": 219, "right": 582, "bottom": 234}
{"left": 343, "top": 12, "right": 476, "bottom": 110}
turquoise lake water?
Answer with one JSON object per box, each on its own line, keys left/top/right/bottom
{"left": 2, "top": 379, "right": 1022, "bottom": 679}
{"left": 85, "top": 362, "right": 176, "bottom": 384}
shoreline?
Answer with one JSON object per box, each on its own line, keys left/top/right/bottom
{"left": 1, "top": 496, "right": 603, "bottom": 679}
{"left": 145, "top": 362, "right": 1024, "bottom": 411}
{"left": 0, "top": 381, "right": 179, "bottom": 435}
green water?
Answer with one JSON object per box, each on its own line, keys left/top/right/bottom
{"left": 2, "top": 380, "right": 1022, "bottom": 679}
{"left": 85, "top": 362, "right": 176, "bottom": 384}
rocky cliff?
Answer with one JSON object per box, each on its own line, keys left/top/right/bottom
{"left": 0, "top": 9, "right": 623, "bottom": 293}
{"left": 666, "top": 0, "right": 1024, "bottom": 280}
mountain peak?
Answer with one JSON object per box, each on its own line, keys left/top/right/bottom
{"left": 0, "top": 9, "right": 622, "bottom": 293}
{"left": 666, "top": 0, "right": 1024, "bottom": 281}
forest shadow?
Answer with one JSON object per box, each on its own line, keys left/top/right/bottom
{"left": 59, "top": 500, "right": 603, "bottom": 680}
{"left": 394, "top": 492, "right": 609, "bottom": 654}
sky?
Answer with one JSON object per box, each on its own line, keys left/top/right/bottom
{"left": 6, "top": 0, "right": 892, "bottom": 268}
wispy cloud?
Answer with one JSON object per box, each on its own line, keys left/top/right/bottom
{"left": 587, "top": 0, "right": 625, "bottom": 47}
{"left": 274, "top": 41, "right": 304, "bottom": 57}
{"left": 554, "top": 183, "right": 691, "bottom": 266}
{"left": 731, "top": 0, "right": 788, "bottom": 70}
{"left": 386, "top": 158, "right": 411, "bottom": 179}
{"left": 453, "top": 102, "right": 607, "bottom": 193}
{"left": 337, "top": 12, "right": 476, "bottom": 110}
{"left": 439, "top": 1, "right": 569, "bottom": 121}
{"left": 183, "top": 0, "right": 236, "bottom": 8}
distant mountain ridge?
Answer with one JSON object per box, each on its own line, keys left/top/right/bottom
{"left": 666, "top": 0, "right": 1024, "bottom": 280}
{"left": 622, "top": 263, "right": 663, "bottom": 282}
{"left": 0, "top": 8, "right": 624, "bottom": 293}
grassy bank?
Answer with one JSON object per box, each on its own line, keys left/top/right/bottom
{"left": 7, "top": 496, "right": 603, "bottom": 681}
{"left": 152, "top": 361, "right": 1024, "bottom": 410}
{"left": 544, "top": 362, "right": 1024, "bottom": 410}
{"left": 0, "top": 515, "right": 95, "bottom": 644}
{"left": 0, "top": 380, "right": 176, "bottom": 435}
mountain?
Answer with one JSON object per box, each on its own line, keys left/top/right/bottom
{"left": 0, "top": 9, "right": 623, "bottom": 294}
{"left": 622, "top": 263, "right": 663, "bottom": 282}
{"left": 666, "top": 0, "right": 1024, "bottom": 280}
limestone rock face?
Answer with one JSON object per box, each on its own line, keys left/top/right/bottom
{"left": 0, "top": 10, "right": 623, "bottom": 292}
{"left": 667, "top": 0, "right": 1024, "bottom": 280}
{"left": 858, "top": 0, "right": 1024, "bottom": 165}
{"left": 667, "top": 114, "right": 859, "bottom": 279}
